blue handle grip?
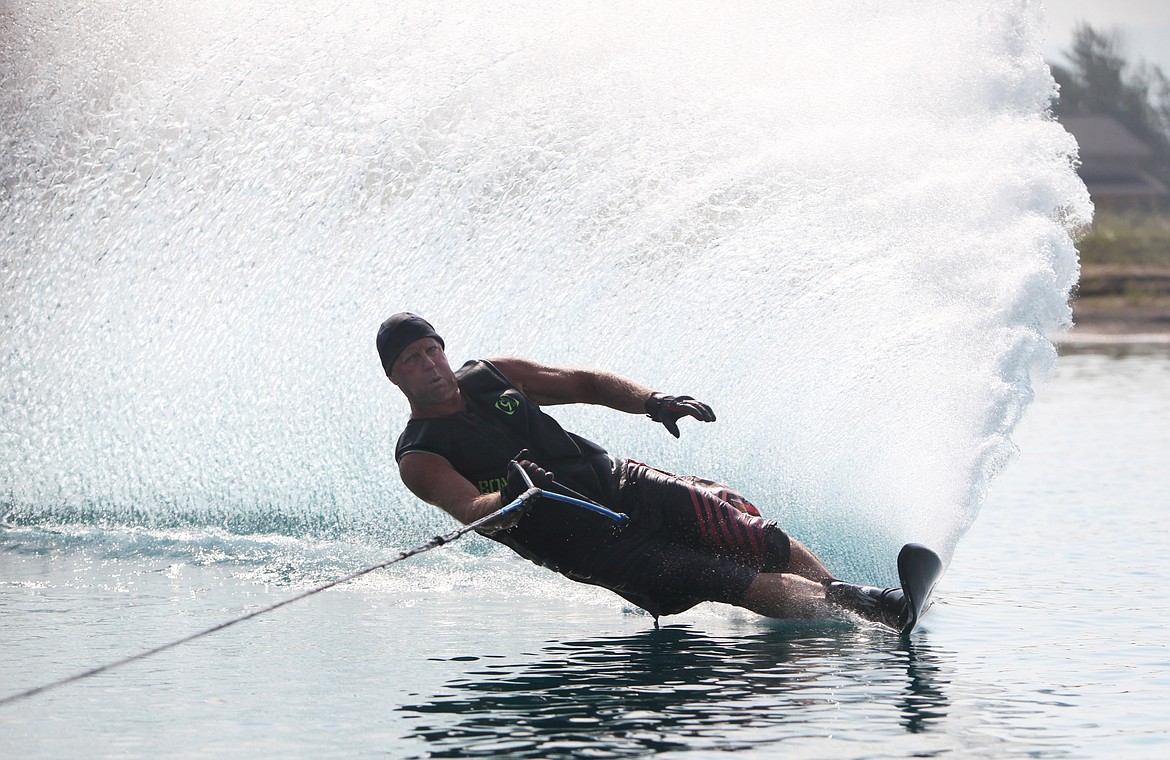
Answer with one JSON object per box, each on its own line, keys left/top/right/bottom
{"left": 507, "top": 460, "right": 630, "bottom": 526}
{"left": 537, "top": 490, "right": 630, "bottom": 527}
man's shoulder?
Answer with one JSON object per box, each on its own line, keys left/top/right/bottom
{"left": 456, "top": 358, "right": 515, "bottom": 393}
{"left": 395, "top": 415, "right": 455, "bottom": 462}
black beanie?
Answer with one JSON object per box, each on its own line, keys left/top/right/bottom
{"left": 377, "top": 313, "right": 444, "bottom": 376}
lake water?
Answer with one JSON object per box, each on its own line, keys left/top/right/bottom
{"left": 3, "top": 343, "right": 1168, "bottom": 759}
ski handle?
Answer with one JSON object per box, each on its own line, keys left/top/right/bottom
{"left": 508, "top": 459, "right": 630, "bottom": 527}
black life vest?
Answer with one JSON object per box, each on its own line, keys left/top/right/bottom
{"left": 395, "top": 360, "right": 623, "bottom": 571}
{"left": 395, "top": 359, "right": 619, "bottom": 504}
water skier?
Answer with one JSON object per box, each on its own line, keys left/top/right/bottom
{"left": 379, "top": 312, "right": 912, "bottom": 629}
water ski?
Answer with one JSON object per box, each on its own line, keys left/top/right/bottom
{"left": 897, "top": 543, "right": 942, "bottom": 634}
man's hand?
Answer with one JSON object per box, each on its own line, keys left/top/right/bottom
{"left": 500, "top": 452, "right": 555, "bottom": 504}
{"left": 482, "top": 451, "right": 555, "bottom": 535}
{"left": 645, "top": 393, "right": 717, "bottom": 438}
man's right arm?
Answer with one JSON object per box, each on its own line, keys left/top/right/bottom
{"left": 398, "top": 451, "right": 502, "bottom": 526}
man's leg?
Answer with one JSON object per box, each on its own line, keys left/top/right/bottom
{"left": 787, "top": 538, "right": 833, "bottom": 582}
{"left": 617, "top": 463, "right": 908, "bottom": 627}
{"left": 738, "top": 572, "right": 834, "bottom": 619}
{"left": 739, "top": 571, "right": 910, "bottom": 630}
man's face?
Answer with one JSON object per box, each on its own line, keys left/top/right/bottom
{"left": 389, "top": 337, "right": 458, "bottom": 406}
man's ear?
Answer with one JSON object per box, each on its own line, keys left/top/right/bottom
{"left": 387, "top": 372, "right": 399, "bottom": 387}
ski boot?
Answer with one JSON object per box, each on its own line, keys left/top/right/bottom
{"left": 823, "top": 580, "right": 910, "bottom": 632}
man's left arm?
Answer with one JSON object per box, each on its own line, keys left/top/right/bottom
{"left": 488, "top": 356, "right": 716, "bottom": 438}
{"left": 489, "top": 356, "right": 649, "bottom": 411}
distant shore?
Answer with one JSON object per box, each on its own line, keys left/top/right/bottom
{"left": 1063, "top": 263, "right": 1170, "bottom": 344}
{"left": 1065, "top": 210, "right": 1170, "bottom": 344}
{"left": 1066, "top": 314, "right": 1170, "bottom": 341}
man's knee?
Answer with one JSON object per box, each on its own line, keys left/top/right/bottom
{"left": 786, "top": 538, "right": 831, "bottom": 581}
{"left": 760, "top": 524, "right": 792, "bottom": 573}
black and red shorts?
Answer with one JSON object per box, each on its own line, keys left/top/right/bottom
{"left": 578, "top": 460, "right": 792, "bottom": 617}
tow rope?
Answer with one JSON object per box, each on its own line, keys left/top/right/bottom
{"left": 0, "top": 465, "right": 628, "bottom": 707}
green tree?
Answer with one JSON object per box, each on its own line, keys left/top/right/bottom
{"left": 1051, "top": 24, "right": 1170, "bottom": 187}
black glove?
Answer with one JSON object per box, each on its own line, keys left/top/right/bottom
{"left": 499, "top": 450, "right": 555, "bottom": 506}
{"left": 483, "top": 452, "right": 554, "bottom": 536}
{"left": 645, "top": 393, "right": 716, "bottom": 438}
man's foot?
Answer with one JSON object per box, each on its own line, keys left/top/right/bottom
{"left": 823, "top": 581, "right": 910, "bottom": 632}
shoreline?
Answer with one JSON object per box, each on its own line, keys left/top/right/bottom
{"left": 1059, "top": 331, "right": 1170, "bottom": 347}
{"left": 1058, "top": 312, "right": 1170, "bottom": 348}
{"left": 1061, "top": 262, "right": 1170, "bottom": 346}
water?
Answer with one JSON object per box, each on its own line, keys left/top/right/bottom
{"left": 5, "top": 0, "right": 1154, "bottom": 756}
{"left": 3, "top": 346, "right": 1169, "bottom": 758}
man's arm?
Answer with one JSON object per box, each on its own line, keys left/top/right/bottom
{"left": 487, "top": 356, "right": 652, "bottom": 412}
{"left": 398, "top": 451, "right": 501, "bottom": 525}
{"left": 487, "top": 356, "right": 716, "bottom": 438}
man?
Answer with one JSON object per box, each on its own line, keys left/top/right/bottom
{"left": 378, "top": 312, "right": 908, "bottom": 628}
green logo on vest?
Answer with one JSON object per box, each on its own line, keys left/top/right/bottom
{"left": 495, "top": 394, "right": 519, "bottom": 415}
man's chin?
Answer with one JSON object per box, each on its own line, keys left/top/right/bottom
{"left": 420, "top": 383, "right": 458, "bottom": 404}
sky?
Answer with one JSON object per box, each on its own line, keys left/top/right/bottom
{"left": 1042, "top": 0, "right": 1170, "bottom": 75}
